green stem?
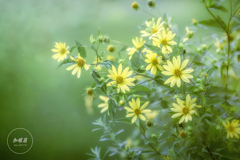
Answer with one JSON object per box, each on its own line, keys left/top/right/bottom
{"left": 134, "top": 73, "right": 154, "bottom": 80}
{"left": 203, "top": 0, "right": 227, "bottom": 32}
{"left": 137, "top": 123, "right": 162, "bottom": 156}
{"left": 140, "top": 8, "right": 157, "bottom": 18}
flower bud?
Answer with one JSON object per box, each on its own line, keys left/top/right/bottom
{"left": 179, "top": 43, "right": 184, "bottom": 49}
{"left": 98, "top": 35, "right": 103, "bottom": 43}
{"left": 103, "top": 36, "right": 110, "bottom": 43}
{"left": 151, "top": 133, "right": 157, "bottom": 139}
{"left": 99, "top": 77, "right": 105, "bottom": 82}
{"left": 202, "top": 44, "right": 207, "bottom": 51}
{"left": 118, "top": 59, "right": 124, "bottom": 64}
{"left": 192, "top": 19, "right": 197, "bottom": 25}
{"left": 196, "top": 78, "right": 201, "bottom": 83}
{"left": 107, "top": 45, "right": 114, "bottom": 52}
{"left": 228, "top": 35, "right": 234, "bottom": 42}
{"left": 119, "top": 100, "right": 125, "bottom": 106}
{"left": 204, "top": 73, "right": 208, "bottom": 78}
{"left": 131, "top": 2, "right": 139, "bottom": 10}
{"left": 147, "top": 121, "right": 153, "bottom": 127}
{"left": 86, "top": 88, "right": 93, "bottom": 96}
{"left": 179, "top": 131, "right": 186, "bottom": 138}
{"left": 187, "top": 31, "right": 193, "bottom": 39}
{"left": 148, "top": 1, "right": 155, "bottom": 8}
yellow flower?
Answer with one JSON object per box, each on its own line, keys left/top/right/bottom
{"left": 162, "top": 56, "right": 193, "bottom": 87}
{"left": 66, "top": 54, "right": 90, "bottom": 78}
{"left": 145, "top": 51, "right": 163, "bottom": 75}
{"left": 126, "top": 37, "right": 145, "bottom": 59}
{"left": 98, "top": 96, "right": 109, "bottom": 113}
{"left": 51, "top": 42, "right": 70, "bottom": 62}
{"left": 124, "top": 98, "right": 151, "bottom": 123}
{"left": 171, "top": 94, "right": 200, "bottom": 123}
{"left": 152, "top": 29, "right": 177, "bottom": 54}
{"left": 223, "top": 119, "right": 240, "bottom": 139}
{"left": 107, "top": 64, "right": 135, "bottom": 93}
{"left": 215, "top": 39, "right": 226, "bottom": 52}
{"left": 140, "top": 17, "right": 164, "bottom": 39}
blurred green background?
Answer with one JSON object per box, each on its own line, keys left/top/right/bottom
{"left": 0, "top": 0, "right": 226, "bottom": 159}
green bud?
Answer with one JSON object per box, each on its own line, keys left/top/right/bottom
{"left": 98, "top": 35, "right": 103, "bottom": 43}
{"left": 202, "top": 44, "right": 207, "bottom": 50}
{"left": 151, "top": 133, "right": 157, "bottom": 139}
{"left": 179, "top": 43, "right": 184, "bottom": 49}
{"left": 196, "top": 78, "right": 201, "bottom": 83}
{"left": 99, "top": 77, "right": 105, "bottom": 82}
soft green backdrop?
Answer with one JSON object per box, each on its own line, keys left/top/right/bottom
{"left": 0, "top": 0, "right": 225, "bottom": 159}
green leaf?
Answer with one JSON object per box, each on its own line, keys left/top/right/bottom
{"left": 154, "top": 75, "right": 164, "bottom": 85}
{"left": 101, "top": 83, "right": 107, "bottom": 94}
{"left": 58, "top": 58, "right": 75, "bottom": 68}
{"left": 130, "top": 51, "right": 141, "bottom": 71}
{"left": 88, "top": 44, "right": 97, "bottom": 52}
{"left": 126, "top": 85, "right": 152, "bottom": 95}
{"left": 99, "top": 60, "right": 113, "bottom": 69}
{"left": 108, "top": 99, "right": 117, "bottom": 123}
{"left": 98, "top": 27, "right": 101, "bottom": 36}
{"left": 209, "top": 3, "right": 227, "bottom": 12}
{"left": 91, "top": 69, "right": 102, "bottom": 87}
{"left": 75, "top": 40, "right": 86, "bottom": 58}
{"left": 144, "top": 44, "right": 160, "bottom": 53}
{"left": 199, "top": 19, "right": 223, "bottom": 29}
{"left": 69, "top": 45, "right": 77, "bottom": 53}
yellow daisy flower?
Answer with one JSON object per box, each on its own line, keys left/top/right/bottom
{"left": 145, "top": 52, "right": 163, "bottom": 75}
{"left": 140, "top": 17, "right": 164, "bottom": 39}
{"left": 107, "top": 64, "right": 135, "bottom": 93}
{"left": 152, "top": 29, "right": 177, "bottom": 54}
{"left": 162, "top": 56, "right": 194, "bottom": 88}
{"left": 98, "top": 96, "right": 109, "bottom": 113}
{"left": 223, "top": 119, "right": 240, "bottom": 139}
{"left": 126, "top": 37, "right": 145, "bottom": 59}
{"left": 51, "top": 42, "right": 70, "bottom": 62}
{"left": 66, "top": 54, "right": 90, "bottom": 78}
{"left": 124, "top": 98, "right": 151, "bottom": 123}
{"left": 171, "top": 94, "right": 199, "bottom": 123}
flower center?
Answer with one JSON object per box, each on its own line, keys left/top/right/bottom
{"left": 151, "top": 28, "right": 158, "bottom": 34}
{"left": 182, "top": 107, "right": 189, "bottom": 115}
{"left": 60, "top": 48, "right": 66, "bottom": 54}
{"left": 134, "top": 109, "right": 141, "bottom": 115}
{"left": 151, "top": 59, "right": 158, "bottom": 65}
{"left": 174, "top": 69, "right": 182, "bottom": 77}
{"left": 161, "top": 39, "right": 168, "bottom": 46}
{"left": 77, "top": 59, "right": 85, "bottom": 67}
{"left": 116, "top": 76, "right": 124, "bottom": 84}
{"left": 228, "top": 125, "right": 235, "bottom": 132}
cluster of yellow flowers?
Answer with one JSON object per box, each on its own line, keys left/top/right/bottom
{"left": 51, "top": 15, "right": 240, "bottom": 140}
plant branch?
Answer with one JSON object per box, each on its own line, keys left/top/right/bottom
{"left": 202, "top": 0, "right": 227, "bottom": 32}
